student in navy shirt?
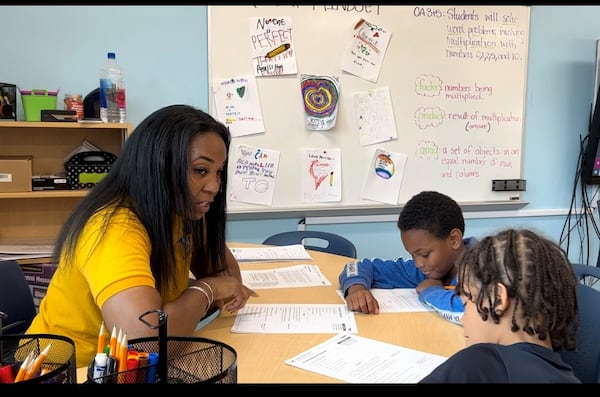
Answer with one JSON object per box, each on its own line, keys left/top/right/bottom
{"left": 339, "top": 190, "right": 477, "bottom": 325}
{"left": 420, "top": 228, "right": 581, "bottom": 383}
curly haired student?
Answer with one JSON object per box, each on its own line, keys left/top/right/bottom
{"left": 420, "top": 228, "right": 581, "bottom": 383}
{"left": 339, "top": 190, "right": 478, "bottom": 324}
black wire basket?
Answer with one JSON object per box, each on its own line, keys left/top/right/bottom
{"left": 0, "top": 333, "right": 77, "bottom": 384}
{"left": 87, "top": 309, "right": 237, "bottom": 384}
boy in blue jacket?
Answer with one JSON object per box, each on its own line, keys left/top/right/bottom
{"left": 339, "top": 190, "right": 477, "bottom": 324}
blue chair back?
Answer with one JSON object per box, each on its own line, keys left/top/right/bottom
{"left": 0, "top": 260, "right": 37, "bottom": 335}
{"left": 262, "top": 231, "right": 357, "bottom": 258}
{"left": 559, "top": 263, "right": 600, "bottom": 383}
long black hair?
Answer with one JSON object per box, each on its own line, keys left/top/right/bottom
{"left": 54, "top": 104, "right": 231, "bottom": 292}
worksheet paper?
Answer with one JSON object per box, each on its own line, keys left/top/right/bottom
{"left": 336, "top": 288, "right": 433, "bottom": 313}
{"left": 231, "top": 304, "right": 358, "bottom": 334}
{"left": 230, "top": 244, "right": 312, "bottom": 262}
{"left": 285, "top": 333, "right": 447, "bottom": 383}
{"left": 241, "top": 264, "right": 331, "bottom": 289}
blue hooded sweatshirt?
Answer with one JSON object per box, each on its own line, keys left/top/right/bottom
{"left": 338, "top": 237, "right": 478, "bottom": 325}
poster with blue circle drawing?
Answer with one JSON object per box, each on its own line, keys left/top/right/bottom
{"left": 361, "top": 148, "right": 407, "bottom": 205}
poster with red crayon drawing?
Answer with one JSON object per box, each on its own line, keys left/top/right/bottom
{"left": 300, "top": 148, "right": 341, "bottom": 203}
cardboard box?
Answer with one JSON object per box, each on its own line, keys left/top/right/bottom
{"left": 0, "top": 156, "right": 33, "bottom": 192}
{"left": 0, "top": 83, "right": 17, "bottom": 120}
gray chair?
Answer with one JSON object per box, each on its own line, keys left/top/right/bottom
{"left": 262, "top": 230, "right": 357, "bottom": 258}
{"left": 0, "top": 260, "right": 37, "bottom": 335}
{"left": 559, "top": 263, "right": 600, "bottom": 383}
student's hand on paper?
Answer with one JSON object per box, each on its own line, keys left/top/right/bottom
{"left": 200, "top": 276, "right": 258, "bottom": 313}
{"left": 345, "top": 284, "right": 379, "bottom": 314}
{"left": 416, "top": 278, "right": 444, "bottom": 294}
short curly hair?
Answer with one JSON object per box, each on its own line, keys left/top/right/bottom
{"left": 397, "top": 191, "right": 464, "bottom": 238}
{"left": 457, "top": 228, "right": 579, "bottom": 351}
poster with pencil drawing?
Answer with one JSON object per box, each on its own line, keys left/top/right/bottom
{"left": 248, "top": 16, "right": 297, "bottom": 76}
{"left": 229, "top": 144, "right": 280, "bottom": 206}
{"left": 212, "top": 75, "right": 265, "bottom": 137}
{"left": 301, "top": 148, "right": 341, "bottom": 203}
{"left": 353, "top": 86, "right": 398, "bottom": 146}
{"left": 340, "top": 18, "right": 392, "bottom": 83}
{"left": 361, "top": 148, "right": 407, "bottom": 205}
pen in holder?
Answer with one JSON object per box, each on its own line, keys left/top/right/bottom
{"left": 87, "top": 309, "right": 237, "bottom": 384}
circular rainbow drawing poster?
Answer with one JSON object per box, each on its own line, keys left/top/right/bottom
{"left": 300, "top": 74, "right": 340, "bottom": 131}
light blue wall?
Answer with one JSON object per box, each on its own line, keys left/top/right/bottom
{"left": 3, "top": 6, "right": 600, "bottom": 264}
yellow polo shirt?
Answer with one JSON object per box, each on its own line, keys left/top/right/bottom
{"left": 26, "top": 207, "right": 191, "bottom": 367}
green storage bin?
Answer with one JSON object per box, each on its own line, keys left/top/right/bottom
{"left": 21, "top": 89, "right": 58, "bottom": 122}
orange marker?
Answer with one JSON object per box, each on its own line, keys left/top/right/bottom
{"left": 135, "top": 352, "right": 149, "bottom": 384}
{"left": 97, "top": 321, "right": 107, "bottom": 354}
{"left": 125, "top": 349, "right": 139, "bottom": 384}
{"left": 444, "top": 285, "right": 456, "bottom": 290}
{"left": 25, "top": 343, "right": 52, "bottom": 380}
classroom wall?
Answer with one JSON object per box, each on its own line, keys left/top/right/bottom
{"left": 2, "top": 5, "right": 599, "bottom": 265}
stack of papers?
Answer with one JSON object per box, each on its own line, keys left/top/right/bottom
{"left": 230, "top": 244, "right": 312, "bottom": 262}
{"left": 0, "top": 242, "right": 54, "bottom": 261}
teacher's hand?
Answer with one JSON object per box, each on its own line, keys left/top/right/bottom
{"left": 197, "top": 276, "right": 259, "bottom": 313}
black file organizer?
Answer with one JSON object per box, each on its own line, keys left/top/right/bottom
{"left": 0, "top": 333, "right": 77, "bottom": 384}
{"left": 87, "top": 309, "right": 237, "bottom": 384}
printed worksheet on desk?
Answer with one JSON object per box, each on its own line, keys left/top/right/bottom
{"left": 241, "top": 264, "right": 331, "bottom": 289}
{"left": 336, "top": 288, "right": 434, "bottom": 313}
{"left": 230, "top": 244, "right": 312, "bottom": 262}
{"left": 231, "top": 304, "right": 357, "bottom": 333}
{"left": 285, "top": 333, "right": 447, "bottom": 383}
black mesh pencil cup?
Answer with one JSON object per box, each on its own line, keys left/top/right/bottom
{"left": 0, "top": 333, "right": 77, "bottom": 384}
{"left": 87, "top": 309, "right": 237, "bottom": 384}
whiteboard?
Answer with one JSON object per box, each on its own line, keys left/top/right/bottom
{"left": 208, "top": 5, "right": 530, "bottom": 217}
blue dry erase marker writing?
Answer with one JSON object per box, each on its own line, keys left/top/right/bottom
{"left": 93, "top": 352, "right": 108, "bottom": 384}
{"left": 146, "top": 352, "right": 159, "bottom": 384}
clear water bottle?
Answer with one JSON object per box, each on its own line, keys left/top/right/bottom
{"left": 99, "top": 52, "right": 126, "bottom": 123}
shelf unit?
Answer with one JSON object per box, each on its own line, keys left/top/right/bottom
{"left": 0, "top": 121, "right": 131, "bottom": 244}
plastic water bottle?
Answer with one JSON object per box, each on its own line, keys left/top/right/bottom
{"left": 99, "top": 52, "right": 126, "bottom": 123}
